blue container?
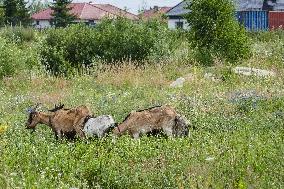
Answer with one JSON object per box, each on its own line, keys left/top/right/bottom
{"left": 236, "top": 11, "right": 268, "bottom": 31}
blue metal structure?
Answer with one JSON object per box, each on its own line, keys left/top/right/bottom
{"left": 236, "top": 11, "right": 269, "bottom": 31}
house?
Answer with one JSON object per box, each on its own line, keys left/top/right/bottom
{"left": 165, "top": 0, "right": 284, "bottom": 30}
{"left": 234, "top": 0, "right": 284, "bottom": 10}
{"left": 234, "top": 0, "right": 263, "bottom": 11}
{"left": 271, "top": 0, "right": 284, "bottom": 10}
{"left": 31, "top": 3, "right": 138, "bottom": 29}
{"left": 139, "top": 6, "right": 172, "bottom": 20}
{"left": 166, "top": 0, "right": 265, "bottom": 30}
{"left": 165, "top": 1, "right": 190, "bottom": 30}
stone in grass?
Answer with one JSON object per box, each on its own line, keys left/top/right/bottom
{"left": 204, "top": 73, "right": 219, "bottom": 81}
{"left": 233, "top": 67, "right": 276, "bottom": 77}
{"left": 229, "top": 90, "right": 264, "bottom": 103}
{"left": 205, "top": 157, "right": 215, "bottom": 161}
{"left": 170, "top": 77, "right": 186, "bottom": 88}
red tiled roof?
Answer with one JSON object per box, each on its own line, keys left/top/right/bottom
{"left": 32, "top": 7, "right": 53, "bottom": 20}
{"left": 93, "top": 4, "right": 138, "bottom": 20}
{"left": 32, "top": 3, "right": 138, "bottom": 21}
{"left": 140, "top": 7, "right": 172, "bottom": 19}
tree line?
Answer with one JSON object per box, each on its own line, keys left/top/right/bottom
{"left": 0, "top": 0, "right": 75, "bottom": 27}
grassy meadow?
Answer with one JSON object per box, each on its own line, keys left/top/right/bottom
{"left": 0, "top": 26, "right": 284, "bottom": 188}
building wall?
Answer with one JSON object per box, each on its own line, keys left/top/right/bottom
{"left": 269, "top": 11, "right": 284, "bottom": 29}
{"left": 33, "top": 20, "right": 51, "bottom": 29}
{"left": 168, "top": 18, "right": 189, "bottom": 30}
{"left": 73, "top": 19, "right": 100, "bottom": 26}
{"left": 32, "top": 19, "right": 102, "bottom": 28}
{"left": 236, "top": 11, "right": 268, "bottom": 31}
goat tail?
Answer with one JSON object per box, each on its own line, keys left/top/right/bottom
{"left": 174, "top": 115, "right": 191, "bottom": 137}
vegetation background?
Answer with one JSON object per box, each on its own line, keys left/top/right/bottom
{"left": 0, "top": 0, "right": 283, "bottom": 188}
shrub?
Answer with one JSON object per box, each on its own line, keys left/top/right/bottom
{"left": 185, "top": 0, "right": 251, "bottom": 65}
{"left": 0, "top": 35, "right": 40, "bottom": 79}
{"left": 0, "top": 27, "right": 36, "bottom": 44}
{"left": 95, "top": 18, "right": 173, "bottom": 62}
{"left": 40, "top": 19, "right": 177, "bottom": 76}
{"left": 0, "top": 37, "right": 26, "bottom": 79}
{"left": 40, "top": 24, "right": 97, "bottom": 76}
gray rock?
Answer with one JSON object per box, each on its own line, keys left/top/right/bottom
{"left": 170, "top": 77, "right": 186, "bottom": 88}
{"left": 205, "top": 157, "right": 215, "bottom": 161}
{"left": 83, "top": 115, "right": 115, "bottom": 138}
{"left": 233, "top": 67, "right": 276, "bottom": 77}
{"left": 229, "top": 90, "right": 265, "bottom": 102}
{"left": 204, "top": 73, "right": 219, "bottom": 81}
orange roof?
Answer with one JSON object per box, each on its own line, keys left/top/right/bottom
{"left": 93, "top": 4, "right": 138, "bottom": 20}
{"left": 32, "top": 3, "right": 138, "bottom": 21}
{"left": 140, "top": 7, "right": 172, "bottom": 19}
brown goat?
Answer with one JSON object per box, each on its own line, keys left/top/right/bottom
{"left": 26, "top": 104, "right": 91, "bottom": 139}
{"left": 113, "top": 105, "right": 189, "bottom": 139}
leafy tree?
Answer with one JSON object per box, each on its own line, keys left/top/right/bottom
{"left": 28, "top": 0, "right": 50, "bottom": 14}
{"left": 3, "top": 0, "right": 30, "bottom": 26}
{"left": 185, "top": 0, "right": 250, "bottom": 65}
{"left": 0, "top": 3, "right": 4, "bottom": 26}
{"left": 16, "top": 0, "right": 31, "bottom": 26}
{"left": 51, "top": 0, "right": 75, "bottom": 28}
{"left": 3, "top": 0, "right": 17, "bottom": 26}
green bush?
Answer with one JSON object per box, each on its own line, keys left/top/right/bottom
{"left": 0, "top": 27, "right": 36, "bottom": 44}
{"left": 40, "top": 19, "right": 177, "bottom": 76}
{"left": 0, "top": 37, "right": 26, "bottom": 79}
{"left": 185, "top": 0, "right": 251, "bottom": 65}
{"left": 40, "top": 24, "right": 97, "bottom": 76}
{"left": 95, "top": 18, "right": 174, "bottom": 62}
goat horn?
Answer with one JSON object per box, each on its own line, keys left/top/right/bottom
{"left": 35, "top": 103, "right": 40, "bottom": 109}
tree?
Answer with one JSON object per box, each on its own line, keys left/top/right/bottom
{"left": 16, "top": 0, "right": 31, "bottom": 26}
{"left": 51, "top": 0, "right": 75, "bottom": 28}
{"left": 3, "top": 0, "right": 30, "bottom": 26}
{"left": 185, "top": 0, "right": 250, "bottom": 65}
{"left": 28, "top": 0, "right": 50, "bottom": 14}
{"left": 0, "top": 1, "right": 4, "bottom": 26}
{"left": 138, "top": 0, "right": 148, "bottom": 14}
{"left": 3, "top": 0, "right": 17, "bottom": 26}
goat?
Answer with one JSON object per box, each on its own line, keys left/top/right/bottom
{"left": 26, "top": 104, "right": 91, "bottom": 139}
{"left": 50, "top": 104, "right": 116, "bottom": 138}
{"left": 112, "top": 105, "right": 190, "bottom": 139}
{"left": 83, "top": 115, "right": 116, "bottom": 138}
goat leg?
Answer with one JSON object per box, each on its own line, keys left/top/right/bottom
{"left": 55, "top": 130, "right": 62, "bottom": 140}
{"left": 162, "top": 127, "right": 174, "bottom": 138}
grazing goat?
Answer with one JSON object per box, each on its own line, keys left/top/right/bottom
{"left": 83, "top": 115, "right": 116, "bottom": 138}
{"left": 26, "top": 104, "right": 91, "bottom": 139}
{"left": 50, "top": 104, "right": 116, "bottom": 138}
{"left": 113, "top": 105, "right": 189, "bottom": 139}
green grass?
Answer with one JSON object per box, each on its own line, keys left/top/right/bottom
{"left": 0, "top": 60, "right": 283, "bottom": 188}
{"left": 0, "top": 30, "right": 284, "bottom": 188}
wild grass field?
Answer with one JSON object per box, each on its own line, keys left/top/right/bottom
{"left": 0, "top": 26, "right": 284, "bottom": 188}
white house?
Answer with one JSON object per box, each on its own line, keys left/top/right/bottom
{"left": 166, "top": 0, "right": 284, "bottom": 30}
{"left": 165, "top": 1, "right": 190, "bottom": 30}
{"left": 31, "top": 3, "right": 138, "bottom": 29}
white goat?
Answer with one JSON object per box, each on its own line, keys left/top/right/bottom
{"left": 83, "top": 115, "right": 116, "bottom": 138}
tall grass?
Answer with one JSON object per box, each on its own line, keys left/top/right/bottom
{"left": 0, "top": 26, "right": 284, "bottom": 188}
{"left": 0, "top": 56, "right": 284, "bottom": 188}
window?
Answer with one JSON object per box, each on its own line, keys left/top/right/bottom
{"left": 175, "top": 21, "right": 184, "bottom": 29}
{"left": 36, "top": 20, "right": 40, "bottom": 25}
